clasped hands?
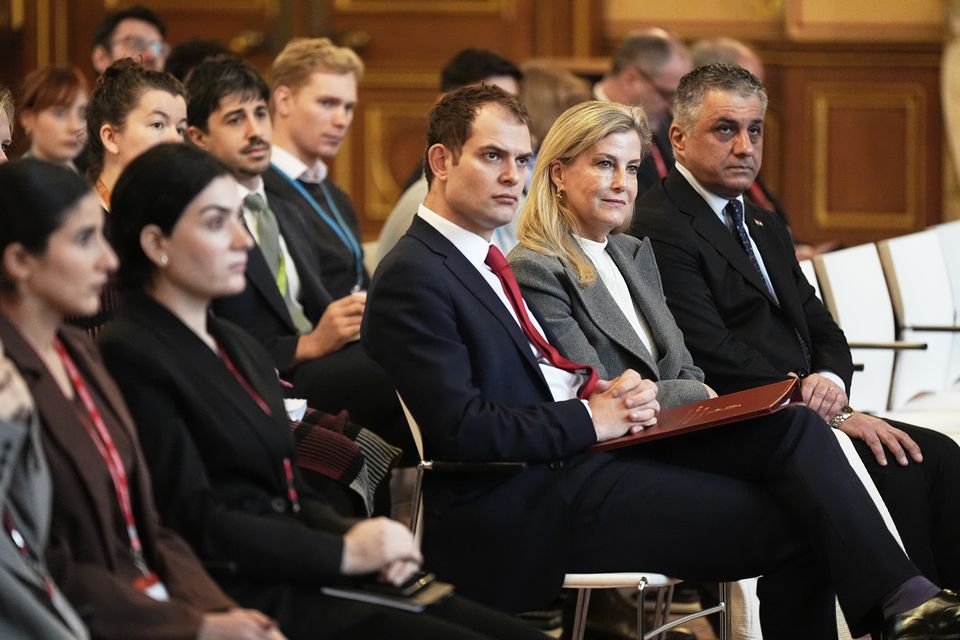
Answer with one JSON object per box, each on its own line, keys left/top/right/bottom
{"left": 798, "top": 373, "right": 922, "bottom": 467}
{"left": 588, "top": 369, "right": 660, "bottom": 442}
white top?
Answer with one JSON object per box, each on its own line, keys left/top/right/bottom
{"left": 674, "top": 162, "right": 845, "bottom": 389}
{"left": 237, "top": 178, "right": 307, "bottom": 321}
{"left": 271, "top": 145, "right": 328, "bottom": 184}
{"left": 416, "top": 205, "right": 589, "bottom": 408}
{"left": 576, "top": 235, "right": 659, "bottom": 361}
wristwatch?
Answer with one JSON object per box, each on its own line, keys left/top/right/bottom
{"left": 829, "top": 405, "right": 855, "bottom": 428}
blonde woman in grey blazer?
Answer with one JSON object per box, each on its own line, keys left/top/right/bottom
{"left": 508, "top": 100, "right": 713, "bottom": 410}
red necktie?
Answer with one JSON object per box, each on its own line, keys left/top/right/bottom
{"left": 485, "top": 245, "right": 599, "bottom": 399}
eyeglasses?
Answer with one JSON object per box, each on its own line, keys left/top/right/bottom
{"left": 633, "top": 66, "right": 676, "bottom": 104}
{"left": 111, "top": 35, "right": 170, "bottom": 58}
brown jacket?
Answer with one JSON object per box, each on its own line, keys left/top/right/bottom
{"left": 0, "top": 317, "right": 234, "bottom": 640}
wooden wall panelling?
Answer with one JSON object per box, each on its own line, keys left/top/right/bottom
{"left": 329, "top": 0, "right": 594, "bottom": 238}
{"left": 772, "top": 46, "right": 942, "bottom": 246}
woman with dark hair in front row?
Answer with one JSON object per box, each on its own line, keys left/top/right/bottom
{"left": 0, "top": 158, "right": 284, "bottom": 640}
{"left": 98, "top": 142, "right": 547, "bottom": 640}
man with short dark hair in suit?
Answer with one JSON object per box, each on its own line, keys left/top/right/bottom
{"left": 186, "top": 57, "right": 410, "bottom": 454}
{"left": 632, "top": 63, "right": 960, "bottom": 636}
{"left": 362, "top": 82, "right": 960, "bottom": 639}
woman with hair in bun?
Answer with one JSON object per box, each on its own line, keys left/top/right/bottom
{"left": 86, "top": 58, "right": 186, "bottom": 210}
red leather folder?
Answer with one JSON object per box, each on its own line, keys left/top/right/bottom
{"left": 591, "top": 378, "right": 803, "bottom": 452}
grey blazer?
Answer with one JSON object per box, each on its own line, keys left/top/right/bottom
{"left": 0, "top": 413, "right": 87, "bottom": 640}
{"left": 509, "top": 233, "right": 709, "bottom": 410}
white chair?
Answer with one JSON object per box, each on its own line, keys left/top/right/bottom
{"left": 798, "top": 259, "right": 822, "bottom": 301}
{"left": 397, "top": 394, "right": 728, "bottom": 640}
{"left": 877, "top": 230, "right": 960, "bottom": 408}
{"left": 813, "top": 244, "right": 909, "bottom": 413}
{"left": 814, "top": 243, "right": 960, "bottom": 441}
{"left": 934, "top": 220, "right": 960, "bottom": 387}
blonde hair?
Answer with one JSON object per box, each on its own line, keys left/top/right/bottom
{"left": 517, "top": 100, "right": 651, "bottom": 286}
{"left": 269, "top": 37, "right": 364, "bottom": 94}
{"left": 519, "top": 62, "right": 590, "bottom": 148}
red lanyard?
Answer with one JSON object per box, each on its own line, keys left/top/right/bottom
{"left": 217, "top": 343, "right": 300, "bottom": 513}
{"left": 54, "top": 339, "right": 151, "bottom": 577}
{"left": 3, "top": 510, "right": 54, "bottom": 598}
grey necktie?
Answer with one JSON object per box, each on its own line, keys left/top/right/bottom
{"left": 244, "top": 193, "right": 313, "bottom": 335}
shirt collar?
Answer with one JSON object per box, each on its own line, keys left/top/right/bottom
{"left": 417, "top": 204, "right": 492, "bottom": 269}
{"left": 674, "top": 161, "right": 743, "bottom": 224}
{"left": 575, "top": 234, "right": 608, "bottom": 258}
{"left": 236, "top": 176, "right": 266, "bottom": 202}
{"left": 271, "top": 145, "right": 328, "bottom": 183}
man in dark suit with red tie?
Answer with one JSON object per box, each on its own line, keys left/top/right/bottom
{"left": 362, "top": 82, "right": 960, "bottom": 639}
{"left": 632, "top": 63, "right": 960, "bottom": 628}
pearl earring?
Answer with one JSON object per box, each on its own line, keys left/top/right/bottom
{"left": 159, "top": 254, "right": 169, "bottom": 266}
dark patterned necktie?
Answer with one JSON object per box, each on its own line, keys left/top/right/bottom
{"left": 725, "top": 200, "right": 811, "bottom": 374}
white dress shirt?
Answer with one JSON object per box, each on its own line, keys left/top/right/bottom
{"left": 576, "top": 235, "right": 659, "bottom": 361}
{"left": 417, "top": 205, "right": 588, "bottom": 406}
{"left": 271, "top": 145, "right": 328, "bottom": 184}
{"left": 237, "top": 178, "right": 307, "bottom": 322}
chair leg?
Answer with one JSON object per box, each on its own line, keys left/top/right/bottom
{"left": 636, "top": 577, "right": 649, "bottom": 640}
{"left": 570, "top": 588, "right": 592, "bottom": 640}
{"left": 717, "top": 581, "right": 730, "bottom": 640}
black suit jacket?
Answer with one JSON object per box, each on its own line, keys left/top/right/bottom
{"left": 99, "top": 293, "right": 354, "bottom": 587}
{"left": 630, "top": 168, "right": 853, "bottom": 395}
{"left": 263, "top": 166, "right": 369, "bottom": 300}
{"left": 212, "top": 192, "right": 333, "bottom": 372}
{"left": 362, "top": 216, "right": 601, "bottom": 611}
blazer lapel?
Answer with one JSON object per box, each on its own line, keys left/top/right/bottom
{"left": 122, "top": 294, "right": 285, "bottom": 460}
{"left": 408, "top": 218, "right": 547, "bottom": 384}
{"left": 245, "top": 240, "right": 299, "bottom": 333}
{"left": 561, "top": 242, "right": 659, "bottom": 378}
{"left": 0, "top": 318, "right": 117, "bottom": 547}
{"left": 603, "top": 239, "right": 664, "bottom": 377}
{"left": 746, "top": 212, "right": 811, "bottom": 340}
{"left": 665, "top": 171, "right": 778, "bottom": 306}
{"left": 272, "top": 195, "right": 334, "bottom": 320}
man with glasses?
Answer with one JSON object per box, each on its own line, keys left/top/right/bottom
{"left": 91, "top": 4, "right": 168, "bottom": 74}
{"left": 594, "top": 28, "right": 691, "bottom": 195}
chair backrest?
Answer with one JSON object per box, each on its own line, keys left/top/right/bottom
{"left": 814, "top": 244, "right": 896, "bottom": 412}
{"left": 877, "top": 230, "right": 958, "bottom": 404}
{"left": 935, "top": 220, "right": 960, "bottom": 385}
{"left": 798, "top": 259, "right": 822, "bottom": 301}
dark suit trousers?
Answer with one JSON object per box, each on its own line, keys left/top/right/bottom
{"left": 563, "top": 406, "right": 917, "bottom": 638}
{"left": 223, "top": 580, "right": 546, "bottom": 640}
{"left": 851, "top": 419, "right": 960, "bottom": 589}
{"left": 291, "top": 342, "right": 416, "bottom": 465}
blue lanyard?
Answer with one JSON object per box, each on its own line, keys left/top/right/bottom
{"left": 272, "top": 164, "right": 365, "bottom": 287}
